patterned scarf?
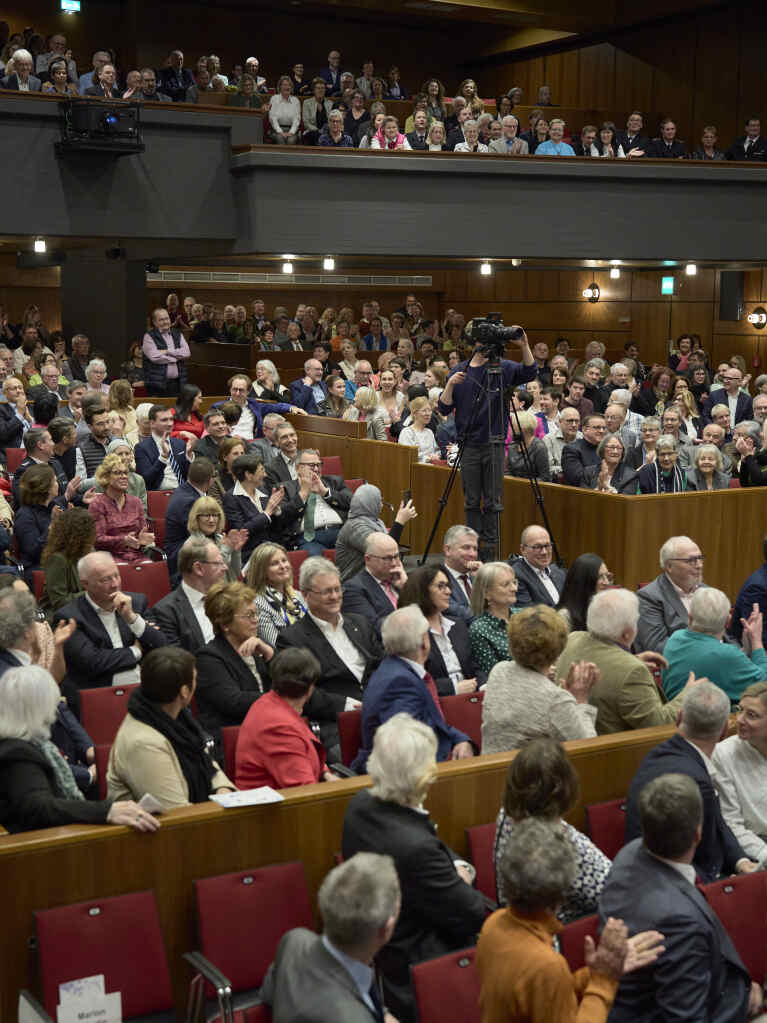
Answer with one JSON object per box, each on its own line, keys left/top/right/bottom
{"left": 31, "top": 737, "right": 84, "bottom": 800}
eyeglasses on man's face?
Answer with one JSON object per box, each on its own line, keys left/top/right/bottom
{"left": 306, "top": 585, "right": 342, "bottom": 598}
{"left": 668, "top": 555, "right": 704, "bottom": 565}
{"left": 524, "top": 542, "right": 552, "bottom": 552}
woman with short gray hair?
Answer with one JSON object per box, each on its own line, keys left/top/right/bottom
{"left": 342, "top": 712, "right": 489, "bottom": 1021}
{"left": 252, "top": 359, "right": 289, "bottom": 401}
{"left": 85, "top": 358, "right": 109, "bottom": 395}
{"left": 686, "top": 443, "right": 728, "bottom": 491}
{"left": 638, "top": 434, "right": 687, "bottom": 493}
{"left": 477, "top": 817, "right": 663, "bottom": 1021}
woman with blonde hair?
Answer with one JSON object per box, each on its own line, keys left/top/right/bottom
{"left": 342, "top": 386, "right": 388, "bottom": 440}
{"left": 468, "top": 561, "right": 519, "bottom": 673}
{"left": 187, "top": 496, "right": 246, "bottom": 582}
{"left": 376, "top": 366, "right": 405, "bottom": 425}
{"left": 457, "top": 77, "right": 484, "bottom": 116}
{"left": 426, "top": 121, "right": 447, "bottom": 151}
{"left": 246, "top": 541, "right": 307, "bottom": 648}
{"left": 89, "top": 454, "right": 155, "bottom": 562}
{"left": 398, "top": 395, "right": 440, "bottom": 462}
{"left": 107, "top": 378, "right": 137, "bottom": 442}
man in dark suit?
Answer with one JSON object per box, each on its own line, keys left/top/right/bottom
{"left": 616, "top": 111, "right": 649, "bottom": 156}
{"left": 12, "top": 427, "right": 79, "bottom": 506}
{"left": 83, "top": 62, "right": 120, "bottom": 98}
{"left": 279, "top": 449, "right": 352, "bottom": 555}
{"left": 406, "top": 110, "right": 429, "bottom": 150}
{"left": 561, "top": 413, "right": 605, "bottom": 486}
{"left": 442, "top": 524, "right": 479, "bottom": 623}
{"left": 150, "top": 538, "right": 227, "bottom": 653}
{"left": 289, "top": 358, "right": 327, "bottom": 415}
{"left": 703, "top": 366, "right": 753, "bottom": 425}
{"left": 162, "top": 458, "right": 215, "bottom": 581}
{"left": 277, "top": 557, "right": 382, "bottom": 755}
{"left": 319, "top": 50, "right": 344, "bottom": 95}
{"left": 599, "top": 773, "right": 757, "bottom": 1022}
{"left": 624, "top": 682, "right": 756, "bottom": 882}
{"left": 645, "top": 119, "right": 687, "bottom": 158}
{"left": 134, "top": 405, "right": 190, "bottom": 491}
{"left": 0, "top": 376, "right": 32, "bottom": 457}
{"left": 342, "top": 533, "right": 406, "bottom": 633}
{"left": 636, "top": 535, "right": 705, "bottom": 653}
{"left": 445, "top": 107, "right": 470, "bottom": 150}
{"left": 192, "top": 409, "right": 230, "bottom": 465}
{"left": 28, "top": 362, "right": 68, "bottom": 405}
{"left": 260, "top": 852, "right": 401, "bottom": 1023}
{"left": 726, "top": 117, "right": 767, "bottom": 161}
{"left": 508, "top": 525, "right": 565, "bottom": 608}
{"left": 54, "top": 552, "right": 169, "bottom": 705}
{"left": 732, "top": 538, "right": 767, "bottom": 648}
{"left": 157, "top": 50, "right": 195, "bottom": 102}
{"left": 352, "top": 605, "right": 473, "bottom": 773}
{"left": 0, "top": 49, "right": 41, "bottom": 91}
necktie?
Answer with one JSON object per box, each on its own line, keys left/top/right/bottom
{"left": 167, "top": 441, "right": 184, "bottom": 484}
{"left": 368, "top": 981, "right": 385, "bottom": 1023}
{"left": 423, "top": 671, "right": 445, "bottom": 719}
{"left": 459, "top": 573, "right": 472, "bottom": 598}
{"left": 745, "top": 138, "right": 752, "bottom": 153}
{"left": 381, "top": 581, "right": 398, "bottom": 608}
{"left": 303, "top": 492, "right": 316, "bottom": 542}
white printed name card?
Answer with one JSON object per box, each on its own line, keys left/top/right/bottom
{"left": 56, "top": 975, "right": 122, "bottom": 1023}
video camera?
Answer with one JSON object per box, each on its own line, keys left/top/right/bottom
{"left": 467, "top": 313, "right": 524, "bottom": 360}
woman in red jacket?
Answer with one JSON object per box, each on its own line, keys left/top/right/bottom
{"left": 234, "top": 647, "right": 340, "bottom": 790}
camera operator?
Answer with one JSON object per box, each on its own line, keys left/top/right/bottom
{"left": 438, "top": 324, "right": 536, "bottom": 560}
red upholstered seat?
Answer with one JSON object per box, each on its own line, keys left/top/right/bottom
{"left": 559, "top": 913, "right": 600, "bottom": 971}
{"left": 286, "top": 550, "right": 307, "bottom": 588}
{"left": 585, "top": 797, "right": 627, "bottom": 860}
{"left": 80, "top": 684, "right": 138, "bottom": 745}
{"left": 411, "top": 947, "right": 481, "bottom": 1023}
{"left": 35, "top": 891, "right": 174, "bottom": 1020}
{"left": 322, "top": 548, "right": 336, "bottom": 563}
{"left": 337, "top": 709, "right": 362, "bottom": 767}
{"left": 439, "top": 691, "right": 484, "bottom": 751}
{"left": 146, "top": 489, "right": 176, "bottom": 547}
{"left": 221, "top": 725, "right": 240, "bottom": 780}
{"left": 702, "top": 872, "right": 767, "bottom": 983}
{"left": 6, "top": 447, "right": 25, "bottom": 473}
{"left": 321, "top": 455, "right": 343, "bottom": 476}
{"left": 94, "top": 743, "right": 111, "bottom": 799}
{"left": 117, "top": 559, "right": 170, "bottom": 606}
{"left": 466, "top": 821, "right": 497, "bottom": 901}
{"left": 31, "top": 569, "right": 44, "bottom": 602}
{"left": 345, "top": 477, "right": 365, "bottom": 491}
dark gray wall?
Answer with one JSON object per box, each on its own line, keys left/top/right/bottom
{"left": 230, "top": 149, "right": 767, "bottom": 263}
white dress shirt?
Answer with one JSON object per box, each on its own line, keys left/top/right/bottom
{"left": 232, "top": 405, "right": 255, "bottom": 440}
{"left": 308, "top": 489, "right": 343, "bottom": 531}
{"left": 649, "top": 853, "right": 696, "bottom": 885}
{"left": 429, "top": 615, "right": 464, "bottom": 691}
{"left": 181, "top": 582, "right": 214, "bottom": 645}
{"left": 523, "top": 558, "right": 559, "bottom": 603}
{"left": 308, "top": 612, "right": 365, "bottom": 682}
{"left": 712, "top": 734, "right": 767, "bottom": 866}
{"left": 85, "top": 593, "right": 145, "bottom": 686}
{"left": 279, "top": 451, "right": 298, "bottom": 480}
{"left": 153, "top": 433, "right": 180, "bottom": 490}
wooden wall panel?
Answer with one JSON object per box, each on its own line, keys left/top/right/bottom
{"left": 544, "top": 50, "right": 580, "bottom": 107}
{"left": 692, "top": 10, "right": 740, "bottom": 147}
{"left": 613, "top": 48, "right": 654, "bottom": 114}
{"left": 577, "top": 43, "right": 616, "bottom": 109}
{"left": 736, "top": 9, "right": 767, "bottom": 133}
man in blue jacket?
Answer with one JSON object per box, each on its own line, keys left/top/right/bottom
{"left": 352, "top": 605, "right": 473, "bottom": 773}
{"left": 289, "top": 358, "right": 326, "bottom": 415}
{"left": 213, "top": 373, "right": 305, "bottom": 440}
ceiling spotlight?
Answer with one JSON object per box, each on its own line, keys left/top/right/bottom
{"left": 511, "top": 258, "right": 522, "bottom": 267}
{"left": 582, "top": 282, "right": 600, "bottom": 303}
{"left": 33, "top": 237, "right": 46, "bottom": 253}
{"left": 610, "top": 268, "right": 620, "bottom": 279}
{"left": 323, "top": 257, "right": 335, "bottom": 271}
{"left": 480, "top": 261, "right": 492, "bottom": 276}
{"left": 748, "top": 307, "right": 767, "bottom": 328}
{"left": 282, "top": 261, "right": 293, "bottom": 274}
{"left": 685, "top": 262, "right": 697, "bottom": 276}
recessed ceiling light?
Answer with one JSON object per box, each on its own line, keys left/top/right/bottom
{"left": 34, "top": 237, "right": 46, "bottom": 253}
{"left": 323, "top": 257, "right": 335, "bottom": 271}
{"left": 282, "top": 261, "right": 293, "bottom": 274}
{"left": 480, "top": 261, "right": 492, "bottom": 276}
{"left": 610, "top": 268, "right": 620, "bottom": 279}
{"left": 685, "top": 263, "right": 697, "bottom": 276}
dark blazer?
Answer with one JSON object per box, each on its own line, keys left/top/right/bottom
{"left": 149, "top": 584, "right": 207, "bottom": 654}
{"left": 0, "top": 73, "right": 42, "bottom": 91}
{"left": 265, "top": 455, "right": 296, "bottom": 489}
{"left": 276, "top": 612, "right": 382, "bottom": 716}
{"left": 259, "top": 928, "right": 381, "bottom": 1023}
{"left": 616, "top": 131, "right": 650, "bottom": 154}
{"left": 703, "top": 387, "right": 752, "bottom": 425}
{"left": 561, "top": 437, "right": 600, "bottom": 486}
{"left": 279, "top": 475, "right": 353, "bottom": 549}
{"left": 635, "top": 573, "right": 692, "bottom": 653}
{"left": 54, "top": 591, "right": 166, "bottom": 687}
{"left": 157, "top": 66, "right": 195, "bottom": 102}
{"left": 0, "top": 402, "right": 26, "bottom": 456}
{"left": 289, "top": 378, "right": 326, "bottom": 416}
{"left": 134, "top": 436, "right": 190, "bottom": 490}
{"left": 732, "top": 562, "right": 767, "bottom": 647}
{"left": 14, "top": 502, "right": 60, "bottom": 572}
{"left": 353, "top": 655, "right": 470, "bottom": 772}
{"left": 508, "top": 555, "right": 565, "bottom": 608}
{"left": 446, "top": 570, "right": 473, "bottom": 624}
{"left": 445, "top": 127, "right": 465, "bottom": 151}
{"left": 645, "top": 138, "right": 687, "bottom": 158}
{"left": 599, "top": 838, "right": 750, "bottom": 1022}
{"left": 624, "top": 734, "right": 745, "bottom": 883}
{"left": 342, "top": 789, "right": 488, "bottom": 1021}
{"left": 406, "top": 130, "right": 429, "bottom": 151}
{"left": 221, "top": 486, "right": 296, "bottom": 561}
{"left": 212, "top": 396, "right": 292, "bottom": 436}
{"left": 426, "top": 617, "right": 485, "bottom": 695}
{"left": 163, "top": 481, "right": 200, "bottom": 579}
{"left": 83, "top": 83, "right": 121, "bottom": 98}
{"left": 582, "top": 461, "right": 639, "bottom": 493}
{"left": 341, "top": 569, "right": 397, "bottom": 634}
{"left": 726, "top": 135, "right": 767, "bottom": 161}
{"left": 12, "top": 455, "right": 69, "bottom": 505}
{"left": 192, "top": 434, "right": 220, "bottom": 465}
{"left": 194, "top": 632, "right": 270, "bottom": 755}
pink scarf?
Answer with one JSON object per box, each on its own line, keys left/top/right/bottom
{"left": 374, "top": 126, "right": 406, "bottom": 150}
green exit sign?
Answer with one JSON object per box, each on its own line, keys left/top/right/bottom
{"left": 661, "top": 276, "right": 675, "bottom": 295}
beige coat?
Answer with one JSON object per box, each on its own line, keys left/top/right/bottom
{"left": 555, "top": 631, "right": 683, "bottom": 734}
{"left": 107, "top": 713, "right": 232, "bottom": 810}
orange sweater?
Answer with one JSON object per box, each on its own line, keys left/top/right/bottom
{"left": 476, "top": 907, "right": 619, "bottom": 1023}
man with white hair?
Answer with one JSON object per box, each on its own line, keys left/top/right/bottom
{"left": 604, "top": 402, "right": 639, "bottom": 452}
{"left": 345, "top": 360, "right": 374, "bottom": 401}
{"left": 624, "top": 682, "right": 757, "bottom": 882}
{"left": 78, "top": 50, "right": 110, "bottom": 93}
{"left": 259, "top": 852, "right": 401, "bottom": 1022}
{"left": 0, "top": 48, "right": 42, "bottom": 90}
{"left": 442, "top": 524, "right": 480, "bottom": 622}
{"left": 0, "top": 376, "right": 33, "bottom": 455}
{"left": 556, "top": 588, "right": 700, "bottom": 733}
{"left": 608, "top": 387, "right": 644, "bottom": 444}
{"left": 636, "top": 536, "right": 706, "bottom": 653}
{"left": 351, "top": 605, "right": 473, "bottom": 773}
{"left": 54, "top": 552, "right": 168, "bottom": 696}
{"left": 662, "top": 587, "right": 767, "bottom": 703}
{"left": 290, "top": 358, "right": 327, "bottom": 415}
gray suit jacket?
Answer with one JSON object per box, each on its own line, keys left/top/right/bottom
{"left": 260, "top": 928, "right": 380, "bottom": 1023}
{"left": 635, "top": 573, "right": 692, "bottom": 654}
{"left": 599, "top": 839, "right": 750, "bottom": 1022}
{"left": 488, "top": 137, "right": 529, "bottom": 155}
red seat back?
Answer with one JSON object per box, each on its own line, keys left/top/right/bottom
{"left": 31, "top": 569, "right": 44, "bottom": 602}
{"left": 6, "top": 447, "right": 25, "bottom": 473}
{"left": 146, "top": 490, "right": 176, "bottom": 547}
{"left": 465, "top": 822, "right": 496, "bottom": 901}
{"left": 216, "top": 1008, "right": 272, "bottom": 1023}
{"left": 117, "top": 560, "right": 170, "bottom": 607}
{"left": 287, "top": 550, "right": 307, "bottom": 589}
{"left": 337, "top": 709, "right": 362, "bottom": 767}
{"left": 194, "top": 862, "right": 313, "bottom": 995}
{"left": 411, "top": 947, "right": 481, "bottom": 1023}
{"left": 321, "top": 455, "right": 343, "bottom": 477}
{"left": 585, "top": 797, "right": 627, "bottom": 860}
{"left": 728, "top": 478, "right": 741, "bottom": 488}
{"left": 439, "top": 692, "right": 484, "bottom": 751}
{"left": 345, "top": 477, "right": 365, "bottom": 492}
{"left": 702, "top": 872, "right": 767, "bottom": 983}
{"left": 79, "top": 685, "right": 138, "bottom": 745}
{"left": 322, "top": 548, "right": 336, "bottom": 564}
{"left": 94, "top": 743, "right": 111, "bottom": 799}
{"left": 221, "top": 725, "right": 239, "bottom": 780}
{"left": 559, "top": 913, "right": 600, "bottom": 971}
{"left": 35, "top": 890, "right": 173, "bottom": 1018}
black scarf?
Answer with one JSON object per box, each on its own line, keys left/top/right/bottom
{"left": 127, "top": 691, "right": 216, "bottom": 803}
